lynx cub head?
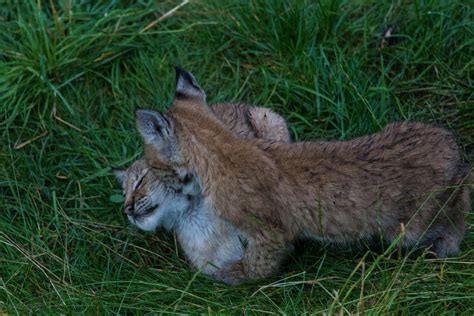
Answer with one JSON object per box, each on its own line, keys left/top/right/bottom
{"left": 113, "top": 159, "right": 192, "bottom": 231}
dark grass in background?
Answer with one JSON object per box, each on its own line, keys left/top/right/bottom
{"left": 1, "top": 0, "right": 473, "bottom": 314}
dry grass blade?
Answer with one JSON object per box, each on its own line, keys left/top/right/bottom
{"left": 52, "top": 106, "right": 83, "bottom": 132}
{"left": 14, "top": 130, "right": 49, "bottom": 149}
{"left": 141, "top": 0, "right": 190, "bottom": 33}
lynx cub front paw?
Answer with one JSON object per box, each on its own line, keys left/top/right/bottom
{"left": 214, "top": 261, "right": 248, "bottom": 285}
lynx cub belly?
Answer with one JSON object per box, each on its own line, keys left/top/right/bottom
{"left": 114, "top": 103, "right": 290, "bottom": 275}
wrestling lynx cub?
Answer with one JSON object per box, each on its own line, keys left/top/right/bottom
{"left": 136, "top": 68, "right": 471, "bottom": 284}
{"left": 114, "top": 158, "right": 244, "bottom": 275}
{"left": 114, "top": 103, "right": 290, "bottom": 276}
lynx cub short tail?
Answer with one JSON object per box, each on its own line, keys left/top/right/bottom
{"left": 114, "top": 103, "right": 290, "bottom": 276}
{"left": 135, "top": 68, "right": 471, "bottom": 285}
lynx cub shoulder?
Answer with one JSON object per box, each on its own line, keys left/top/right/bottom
{"left": 114, "top": 103, "right": 290, "bottom": 275}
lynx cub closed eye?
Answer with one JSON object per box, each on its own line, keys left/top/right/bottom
{"left": 113, "top": 159, "right": 191, "bottom": 232}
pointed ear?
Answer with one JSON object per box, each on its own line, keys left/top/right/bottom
{"left": 174, "top": 67, "right": 206, "bottom": 102}
{"left": 135, "top": 109, "right": 174, "bottom": 146}
{"left": 112, "top": 168, "right": 126, "bottom": 184}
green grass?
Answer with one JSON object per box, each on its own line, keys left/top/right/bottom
{"left": 1, "top": 0, "right": 473, "bottom": 314}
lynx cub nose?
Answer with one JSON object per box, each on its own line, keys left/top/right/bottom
{"left": 124, "top": 204, "right": 134, "bottom": 215}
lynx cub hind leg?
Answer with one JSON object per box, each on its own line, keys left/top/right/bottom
{"left": 248, "top": 107, "right": 291, "bottom": 143}
{"left": 211, "top": 103, "right": 291, "bottom": 144}
{"left": 432, "top": 180, "right": 471, "bottom": 257}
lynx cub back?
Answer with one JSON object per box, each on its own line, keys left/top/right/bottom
{"left": 114, "top": 103, "right": 290, "bottom": 275}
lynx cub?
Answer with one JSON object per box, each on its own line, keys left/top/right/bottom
{"left": 135, "top": 68, "right": 471, "bottom": 285}
{"left": 114, "top": 103, "right": 290, "bottom": 276}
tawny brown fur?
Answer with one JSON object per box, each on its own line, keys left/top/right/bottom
{"left": 211, "top": 103, "right": 290, "bottom": 143}
{"left": 119, "top": 103, "right": 290, "bottom": 217}
{"left": 137, "top": 68, "right": 471, "bottom": 284}
{"left": 115, "top": 103, "right": 290, "bottom": 278}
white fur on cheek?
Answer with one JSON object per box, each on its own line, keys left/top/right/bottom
{"left": 129, "top": 210, "right": 165, "bottom": 232}
{"left": 128, "top": 192, "right": 191, "bottom": 232}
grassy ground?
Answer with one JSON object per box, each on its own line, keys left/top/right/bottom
{"left": 1, "top": 0, "right": 473, "bottom": 314}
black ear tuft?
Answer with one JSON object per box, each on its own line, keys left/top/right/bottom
{"left": 174, "top": 66, "right": 206, "bottom": 102}
{"left": 175, "top": 67, "right": 198, "bottom": 88}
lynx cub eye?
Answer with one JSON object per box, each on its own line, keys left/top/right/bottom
{"left": 133, "top": 173, "right": 146, "bottom": 190}
{"left": 135, "top": 169, "right": 152, "bottom": 190}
